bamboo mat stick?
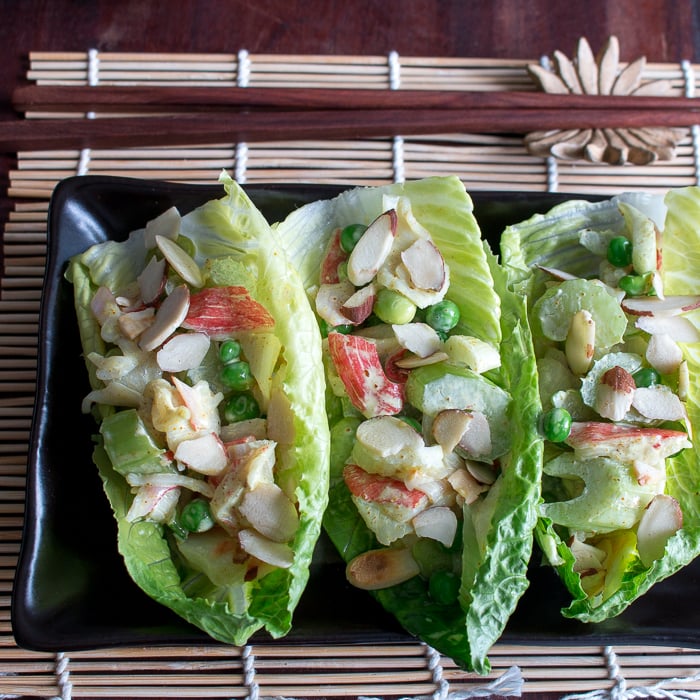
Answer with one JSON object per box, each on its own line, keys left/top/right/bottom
{"left": 2, "top": 108, "right": 700, "bottom": 151}
{"left": 13, "top": 85, "right": 700, "bottom": 113}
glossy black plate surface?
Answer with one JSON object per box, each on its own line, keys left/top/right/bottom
{"left": 12, "top": 176, "right": 700, "bottom": 652}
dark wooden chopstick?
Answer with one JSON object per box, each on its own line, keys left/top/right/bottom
{"left": 12, "top": 85, "right": 700, "bottom": 114}
{"left": 1, "top": 108, "right": 699, "bottom": 152}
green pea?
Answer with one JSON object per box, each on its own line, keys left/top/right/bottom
{"left": 374, "top": 289, "right": 417, "bottom": 325}
{"left": 219, "top": 339, "right": 241, "bottom": 364}
{"left": 633, "top": 366, "right": 661, "bottom": 388}
{"left": 221, "top": 360, "right": 254, "bottom": 391}
{"left": 224, "top": 392, "right": 261, "bottom": 422}
{"left": 607, "top": 236, "right": 633, "bottom": 267}
{"left": 339, "top": 223, "right": 367, "bottom": 253}
{"left": 179, "top": 499, "right": 214, "bottom": 533}
{"left": 542, "top": 407, "right": 572, "bottom": 442}
{"left": 619, "top": 273, "right": 648, "bottom": 296}
{"left": 425, "top": 300, "right": 460, "bottom": 333}
{"left": 428, "top": 570, "right": 460, "bottom": 605}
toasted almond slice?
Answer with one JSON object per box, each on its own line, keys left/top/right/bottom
{"left": 636, "top": 494, "right": 683, "bottom": 568}
{"left": 347, "top": 210, "right": 397, "bottom": 286}
{"left": 400, "top": 239, "right": 446, "bottom": 291}
{"left": 138, "top": 255, "right": 167, "bottom": 305}
{"left": 346, "top": 547, "right": 420, "bottom": 590}
{"left": 239, "top": 529, "right": 294, "bottom": 568}
{"left": 156, "top": 235, "right": 204, "bottom": 288}
{"left": 139, "top": 285, "right": 190, "bottom": 352}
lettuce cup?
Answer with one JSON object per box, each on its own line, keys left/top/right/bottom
{"left": 500, "top": 188, "right": 700, "bottom": 622}
{"left": 67, "top": 172, "right": 330, "bottom": 645}
{"left": 274, "top": 176, "right": 542, "bottom": 673}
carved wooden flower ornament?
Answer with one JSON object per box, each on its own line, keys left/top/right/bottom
{"left": 525, "top": 36, "right": 687, "bottom": 165}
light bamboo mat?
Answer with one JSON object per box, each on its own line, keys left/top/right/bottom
{"left": 5, "top": 50, "right": 700, "bottom": 700}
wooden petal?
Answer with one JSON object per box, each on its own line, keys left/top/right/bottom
{"left": 524, "top": 128, "right": 584, "bottom": 148}
{"left": 576, "top": 37, "right": 599, "bottom": 94}
{"left": 549, "top": 129, "right": 595, "bottom": 160}
{"left": 615, "top": 129, "right": 668, "bottom": 162}
{"left": 631, "top": 78, "right": 673, "bottom": 96}
{"left": 597, "top": 36, "right": 620, "bottom": 95}
{"left": 553, "top": 50, "right": 583, "bottom": 93}
{"left": 612, "top": 129, "right": 658, "bottom": 164}
{"left": 586, "top": 128, "right": 634, "bottom": 165}
{"left": 612, "top": 56, "right": 646, "bottom": 95}
{"left": 527, "top": 64, "right": 570, "bottom": 94}
{"left": 628, "top": 126, "right": 687, "bottom": 148}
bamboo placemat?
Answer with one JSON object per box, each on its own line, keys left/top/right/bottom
{"left": 5, "top": 50, "right": 700, "bottom": 699}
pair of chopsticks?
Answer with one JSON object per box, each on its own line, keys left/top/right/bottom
{"left": 3, "top": 85, "right": 700, "bottom": 151}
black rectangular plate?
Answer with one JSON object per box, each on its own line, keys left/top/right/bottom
{"left": 12, "top": 175, "right": 700, "bottom": 652}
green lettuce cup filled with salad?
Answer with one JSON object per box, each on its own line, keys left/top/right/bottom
{"left": 274, "top": 176, "right": 543, "bottom": 673}
{"left": 67, "top": 172, "right": 330, "bottom": 645}
{"left": 500, "top": 187, "right": 700, "bottom": 623}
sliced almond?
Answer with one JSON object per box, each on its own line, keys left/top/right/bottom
{"left": 118, "top": 307, "right": 155, "bottom": 340}
{"left": 138, "top": 285, "right": 191, "bottom": 352}
{"left": 393, "top": 350, "right": 449, "bottom": 369}
{"left": 635, "top": 314, "right": 700, "bottom": 343}
{"left": 636, "top": 494, "right": 683, "bottom": 567}
{"left": 432, "top": 409, "right": 473, "bottom": 454}
{"left": 465, "top": 460, "right": 498, "bottom": 486}
{"left": 646, "top": 333, "right": 684, "bottom": 375}
{"left": 341, "top": 283, "right": 377, "bottom": 325}
{"left": 174, "top": 432, "right": 228, "bottom": 476}
{"left": 144, "top": 206, "right": 181, "bottom": 248}
{"left": 156, "top": 332, "right": 210, "bottom": 372}
{"left": 565, "top": 309, "right": 595, "bottom": 375}
{"left": 347, "top": 209, "right": 397, "bottom": 286}
{"left": 392, "top": 322, "right": 442, "bottom": 358}
{"left": 238, "top": 482, "right": 299, "bottom": 543}
{"left": 238, "top": 529, "right": 294, "bottom": 568}
{"left": 632, "top": 385, "right": 686, "bottom": 422}
{"left": 447, "top": 467, "right": 485, "bottom": 505}
{"left": 568, "top": 535, "right": 606, "bottom": 573}
{"left": 456, "top": 410, "right": 492, "bottom": 459}
{"left": 315, "top": 280, "right": 355, "bottom": 327}
{"left": 138, "top": 255, "right": 167, "bottom": 305}
{"left": 156, "top": 235, "right": 204, "bottom": 288}
{"left": 412, "top": 506, "right": 458, "bottom": 548}
{"left": 345, "top": 547, "right": 420, "bottom": 590}
{"left": 621, "top": 294, "right": 700, "bottom": 317}
{"left": 400, "top": 239, "right": 446, "bottom": 291}
{"left": 594, "top": 365, "right": 635, "bottom": 421}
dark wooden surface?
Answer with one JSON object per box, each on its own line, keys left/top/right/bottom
{"left": 1, "top": 2, "right": 700, "bottom": 696}
{"left": 0, "top": 0, "right": 699, "bottom": 216}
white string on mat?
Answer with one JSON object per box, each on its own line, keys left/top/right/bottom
{"left": 560, "top": 645, "right": 700, "bottom": 700}
{"left": 388, "top": 50, "right": 406, "bottom": 184}
{"left": 51, "top": 651, "right": 72, "bottom": 700}
{"left": 235, "top": 49, "right": 251, "bottom": 184}
{"left": 355, "top": 664, "right": 524, "bottom": 700}
{"left": 538, "top": 54, "right": 560, "bottom": 192}
{"left": 77, "top": 48, "right": 99, "bottom": 176}
{"left": 242, "top": 644, "right": 260, "bottom": 700}
{"left": 681, "top": 59, "right": 700, "bottom": 186}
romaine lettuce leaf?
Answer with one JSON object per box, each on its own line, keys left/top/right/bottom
{"left": 275, "top": 176, "right": 542, "bottom": 673}
{"left": 501, "top": 188, "right": 700, "bottom": 623}
{"left": 67, "top": 172, "right": 330, "bottom": 644}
